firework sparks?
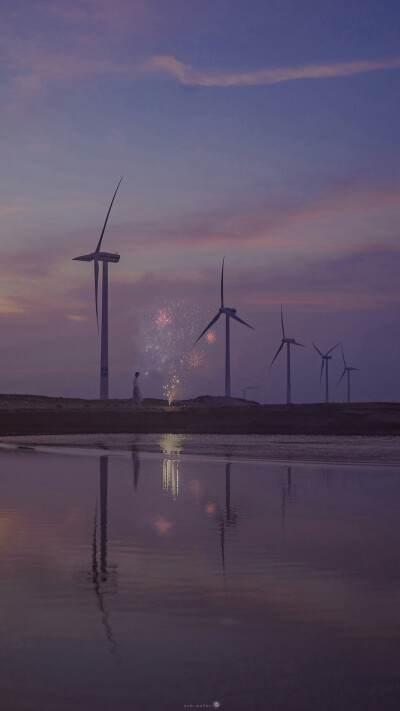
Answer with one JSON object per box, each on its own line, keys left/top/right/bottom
{"left": 155, "top": 309, "right": 171, "bottom": 328}
{"left": 187, "top": 348, "right": 205, "bottom": 369}
{"left": 140, "top": 299, "right": 211, "bottom": 401}
{"left": 163, "top": 373, "right": 180, "bottom": 405}
{"left": 205, "top": 330, "right": 216, "bottom": 344}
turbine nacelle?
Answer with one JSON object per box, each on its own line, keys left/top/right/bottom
{"left": 73, "top": 251, "right": 120, "bottom": 263}
{"left": 220, "top": 307, "right": 237, "bottom": 316}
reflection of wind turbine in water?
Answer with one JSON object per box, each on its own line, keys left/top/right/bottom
{"left": 195, "top": 258, "right": 254, "bottom": 397}
{"left": 337, "top": 349, "right": 360, "bottom": 403}
{"left": 159, "top": 434, "right": 187, "bottom": 499}
{"left": 312, "top": 341, "right": 341, "bottom": 403}
{"left": 132, "top": 448, "right": 140, "bottom": 492}
{"left": 91, "top": 455, "right": 119, "bottom": 658}
{"left": 270, "top": 307, "right": 305, "bottom": 405}
{"left": 73, "top": 177, "right": 123, "bottom": 399}
{"left": 217, "top": 463, "right": 238, "bottom": 579}
{"left": 281, "top": 465, "right": 293, "bottom": 529}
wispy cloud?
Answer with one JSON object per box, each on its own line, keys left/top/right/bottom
{"left": 3, "top": 22, "right": 400, "bottom": 107}
{"left": 143, "top": 55, "right": 400, "bottom": 87}
{"left": 106, "top": 185, "right": 400, "bottom": 256}
{"left": 65, "top": 314, "right": 89, "bottom": 322}
{"left": 0, "top": 296, "right": 28, "bottom": 315}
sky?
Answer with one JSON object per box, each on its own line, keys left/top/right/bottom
{"left": 0, "top": 0, "right": 399, "bottom": 402}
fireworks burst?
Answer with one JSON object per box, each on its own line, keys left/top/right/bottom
{"left": 205, "top": 330, "right": 216, "bottom": 344}
{"left": 155, "top": 310, "right": 171, "bottom": 328}
{"left": 187, "top": 348, "right": 205, "bottom": 369}
{"left": 141, "top": 299, "right": 209, "bottom": 403}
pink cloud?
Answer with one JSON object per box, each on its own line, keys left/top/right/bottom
{"left": 106, "top": 185, "right": 400, "bottom": 256}
{"left": 143, "top": 55, "right": 400, "bottom": 87}
{"left": 0, "top": 296, "right": 28, "bottom": 315}
{"left": 2, "top": 17, "right": 400, "bottom": 109}
{"left": 65, "top": 314, "right": 90, "bottom": 322}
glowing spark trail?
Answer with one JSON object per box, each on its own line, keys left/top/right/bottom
{"left": 163, "top": 374, "right": 180, "bottom": 405}
{"left": 206, "top": 331, "right": 216, "bottom": 344}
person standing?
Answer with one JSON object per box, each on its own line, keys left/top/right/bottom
{"left": 132, "top": 371, "right": 143, "bottom": 407}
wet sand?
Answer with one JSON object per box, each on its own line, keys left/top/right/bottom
{"left": 1, "top": 432, "right": 400, "bottom": 465}
{"left": 0, "top": 394, "right": 398, "bottom": 436}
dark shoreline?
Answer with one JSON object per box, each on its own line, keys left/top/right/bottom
{"left": 0, "top": 395, "right": 398, "bottom": 436}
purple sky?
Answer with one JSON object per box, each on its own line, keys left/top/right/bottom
{"left": 0, "top": 0, "right": 399, "bottom": 402}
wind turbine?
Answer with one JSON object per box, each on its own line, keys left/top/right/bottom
{"left": 269, "top": 307, "right": 304, "bottom": 404}
{"left": 312, "top": 341, "right": 340, "bottom": 403}
{"left": 195, "top": 258, "right": 254, "bottom": 397}
{"left": 73, "top": 177, "right": 123, "bottom": 399}
{"left": 337, "top": 349, "right": 360, "bottom": 403}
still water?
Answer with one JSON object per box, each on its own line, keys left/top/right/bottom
{"left": 1, "top": 434, "right": 400, "bottom": 711}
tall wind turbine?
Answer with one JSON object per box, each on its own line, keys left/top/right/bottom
{"left": 269, "top": 307, "right": 304, "bottom": 404}
{"left": 195, "top": 258, "right": 254, "bottom": 397}
{"left": 312, "top": 341, "right": 340, "bottom": 403}
{"left": 73, "top": 177, "right": 123, "bottom": 399}
{"left": 337, "top": 349, "right": 359, "bottom": 403}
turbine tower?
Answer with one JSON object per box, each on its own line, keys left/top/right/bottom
{"left": 73, "top": 177, "right": 123, "bottom": 400}
{"left": 337, "top": 349, "right": 359, "bottom": 403}
{"left": 312, "top": 341, "right": 340, "bottom": 403}
{"left": 195, "top": 258, "right": 254, "bottom": 397}
{"left": 269, "top": 307, "right": 304, "bottom": 404}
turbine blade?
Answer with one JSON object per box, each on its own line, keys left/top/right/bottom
{"left": 326, "top": 342, "right": 341, "bottom": 356}
{"left": 280, "top": 305, "right": 285, "bottom": 339}
{"left": 194, "top": 312, "right": 221, "bottom": 345}
{"left": 94, "top": 258, "right": 99, "bottom": 332}
{"left": 293, "top": 341, "right": 305, "bottom": 347}
{"left": 337, "top": 368, "right": 346, "bottom": 386}
{"left": 73, "top": 253, "right": 95, "bottom": 262}
{"left": 220, "top": 257, "right": 225, "bottom": 308}
{"left": 312, "top": 342, "right": 323, "bottom": 357}
{"left": 95, "top": 176, "right": 123, "bottom": 253}
{"left": 230, "top": 313, "right": 254, "bottom": 329}
{"left": 320, "top": 359, "right": 325, "bottom": 382}
{"left": 341, "top": 348, "right": 346, "bottom": 368}
{"left": 269, "top": 341, "right": 284, "bottom": 369}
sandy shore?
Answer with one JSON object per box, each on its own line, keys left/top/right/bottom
{"left": 0, "top": 394, "right": 398, "bottom": 436}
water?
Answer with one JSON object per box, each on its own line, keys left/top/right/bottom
{"left": 1, "top": 434, "right": 400, "bottom": 711}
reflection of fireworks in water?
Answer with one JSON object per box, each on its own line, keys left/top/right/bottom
{"left": 206, "top": 331, "right": 216, "bottom": 344}
{"left": 159, "top": 434, "right": 187, "bottom": 498}
{"left": 187, "top": 349, "right": 205, "bottom": 369}
{"left": 142, "top": 300, "right": 207, "bottom": 402}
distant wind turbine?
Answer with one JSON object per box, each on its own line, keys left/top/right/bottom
{"left": 195, "top": 258, "right": 254, "bottom": 397}
{"left": 312, "top": 341, "right": 340, "bottom": 403}
{"left": 73, "top": 177, "right": 123, "bottom": 400}
{"left": 269, "top": 307, "right": 304, "bottom": 404}
{"left": 337, "top": 349, "right": 360, "bottom": 403}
